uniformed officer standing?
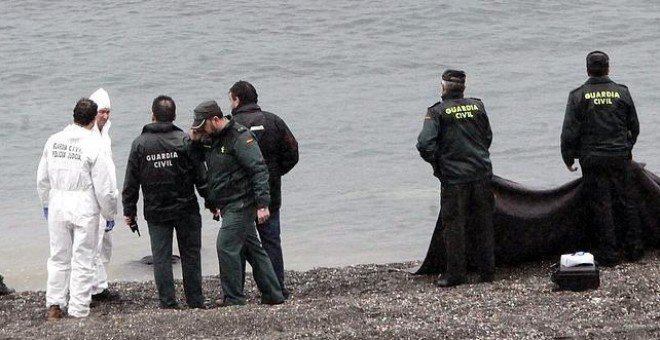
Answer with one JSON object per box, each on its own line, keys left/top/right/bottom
{"left": 190, "top": 100, "right": 284, "bottom": 306}
{"left": 561, "top": 51, "right": 643, "bottom": 265}
{"left": 417, "top": 70, "right": 495, "bottom": 287}
{"left": 228, "top": 81, "right": 299, "bottom": 299}
{"left": 122, "top": 95, "right": 207, "bottom": 309}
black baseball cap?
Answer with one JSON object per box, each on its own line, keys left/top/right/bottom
{"left": 442, "top": 69, "right": 466, "bottom": 84}
{"left": 191, "top": 100, "right": 223, "bottom": 130}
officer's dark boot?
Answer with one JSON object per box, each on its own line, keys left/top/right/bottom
{"left": 436, "top": 274, "right": 465, "bottom": 287}
{"left": 92, "top": 289, "right": 120, "bottom": 302}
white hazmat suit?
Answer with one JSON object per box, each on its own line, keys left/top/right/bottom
{"left": 89, "top": 88, "right": 117, "bottom": 296}
{"left": 37, "top": 123, "right": 117, "bottom": 317}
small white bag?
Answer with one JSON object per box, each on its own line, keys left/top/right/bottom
{"left": 560, "top": 252, "right": 595, "bottom": 267}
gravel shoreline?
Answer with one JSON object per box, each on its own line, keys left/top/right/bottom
{"left": 1, "top": 249, "right": 659, "bottom": 339}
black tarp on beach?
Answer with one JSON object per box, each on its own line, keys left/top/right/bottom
{"left": 415, "top": 162, "right": 660, "bottom": 275}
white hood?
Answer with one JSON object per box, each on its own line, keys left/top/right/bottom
{"left": 90, "top": 88, "right": 111, "bottom": 110}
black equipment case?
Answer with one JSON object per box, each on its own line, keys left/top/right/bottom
{"left": 551, "top": 263, "right": 600, "bottom": 291}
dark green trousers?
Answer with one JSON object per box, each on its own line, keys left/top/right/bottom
{"left": 147, "top": 212, "right": 204, "bottom": 308}
{"left": 217, "top": 203, "right": 283, "bottom": 305}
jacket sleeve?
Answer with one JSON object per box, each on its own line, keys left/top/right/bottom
{"left": 91, "top": 151, "right": 118, "bottom": 221}
{"left": 234, "top": 133, "right": 270, "bottom": 209}
{"left": 185, "top": 135, "right": 209, "bottom": 200}
{"left": 416, "top": 108, "right": 440, "bottom": 164}
{"left": 481, "top": 104, "right": 493, "bottom": 149}
{"left": 625, "top": 90, "right": 640, "bottom": 147}
{"left": 122, "top": 140, "right": 141, "bottom": 217}
{"left": 561, "top": 93, "right": 581, "bottom": 167}
{"left": 275, "top": 117, "right": 299, "bottom": 176}
{"left": 36, "top": 142, "right": 51, "bottom": 208}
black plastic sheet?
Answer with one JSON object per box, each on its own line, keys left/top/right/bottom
{"left": 414, "top": 162, "right": 660, "bottom": 275}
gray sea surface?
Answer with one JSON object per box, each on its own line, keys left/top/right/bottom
{"left": 1, "top": 0, "right": 658, "bottom": 291}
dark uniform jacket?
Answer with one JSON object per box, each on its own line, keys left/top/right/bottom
{"left": 416, "top": 93, "right": 493, "bottom": 184}
{"left": 122, "top": 122, "right": 207, "bottom": 222}
{"left": 561, "top": 76, "right": 639, "bottom": 167}
{"left": 193, "top": 118, "right": 270, "bottom": 212}
{"left": 231, "top": 103, "right": 299, "bottom": 210}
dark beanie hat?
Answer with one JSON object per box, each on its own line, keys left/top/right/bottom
{"left": 586, "top": 51, "right": 609, "bottom": 69}
{"left": 442, "top": 69, "right": 466, "bottom": 84}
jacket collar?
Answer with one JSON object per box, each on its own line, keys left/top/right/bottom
{"left": 64, "top": 123, "right": 94, "bottom": 136}
{"left": 441, "top": 92, "right": 464, "bottom": 100}
{"left": 212, "top": 117, "right": 235, "bottom": 139}
{"left": 586, "top": 76, "right": 612, "bottom": 85}
{"left": 231, "top": 103, "right": 261, "bottom": 116}
{"left": 141, "top": 122, "right": 181, "bottom": 134}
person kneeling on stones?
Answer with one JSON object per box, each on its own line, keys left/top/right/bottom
{"left": 122, "top": 95, "right": 208, "bottom": 309}
{"left": 416, "top": 69, "right": 496, "bottom": 287}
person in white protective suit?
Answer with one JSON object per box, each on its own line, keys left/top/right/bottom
{"left": 89, "top": 88, "right": 120, "bottom": 301}
{"left": 37, "top": 98, "right": 117, "bottom": 320}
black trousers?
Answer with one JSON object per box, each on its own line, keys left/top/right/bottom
{"left": 580, "top": 155, "right": 643, "bottom": 262}
{"left": 441, "top": 178, "right": 495, "bottom": 281}
{"left": 147, "top": 212, "right": 204, "bottom": 308}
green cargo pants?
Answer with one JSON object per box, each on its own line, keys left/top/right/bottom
{"left": 217, "top": 203, "right": 284, "bottom": 305}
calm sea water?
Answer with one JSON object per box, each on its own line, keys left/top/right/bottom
{"left": 1, "top": 0, "right": 658, "bottom": 291}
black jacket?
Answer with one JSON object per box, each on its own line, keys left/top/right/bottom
{"left": 561, "top": 76, "right": 639, "bottom": 167}
{"left": 416, "top": 93, "right": 493, "bottom": 184}
{"left": 192, "top": 118, "right": 270, "bottom": 212}
{"left": 231, "top": 103, "right": 299, "bottom": 210}
{"left": 122, "top": 122, "right": 207, "bottom": 222}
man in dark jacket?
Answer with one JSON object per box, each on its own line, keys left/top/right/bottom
{"left": 228, "top": 81, "right": 299, "bottom": 298}
{"left": 417, "top": 69, "right": 495, "bottom": 287}
{"left": 561, "top": 51, "right": 642, "bottom": 265}
{"left": 190, "top": 100, "right": 284, "bottom": 307}
{"left": 122, "top": 95, "right": 207, "bottom": 309}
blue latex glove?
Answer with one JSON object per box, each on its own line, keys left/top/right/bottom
{"left": 43, "top": 207, "right": 48, "bottom": 220}
{"left": 105, "top": 220, "right": 115, "bottom": 232}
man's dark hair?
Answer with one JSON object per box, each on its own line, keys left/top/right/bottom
{"left": 229, "top": 81, "right": 258, "bottom": 106}
{"left": 152, "top": 95, "right": 176, "bottom": 122}
{"left": 73, "top": 98, "right": 98, "bottom": 126}
{"left": 442, "top": 80, "right": 466, "bottom": 94}
{"left": 586, "top": 51, "right": 609, "bottom": 77}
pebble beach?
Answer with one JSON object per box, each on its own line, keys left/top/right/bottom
{"left": 1, "top": 249, "right": 659, "bottom": 339}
